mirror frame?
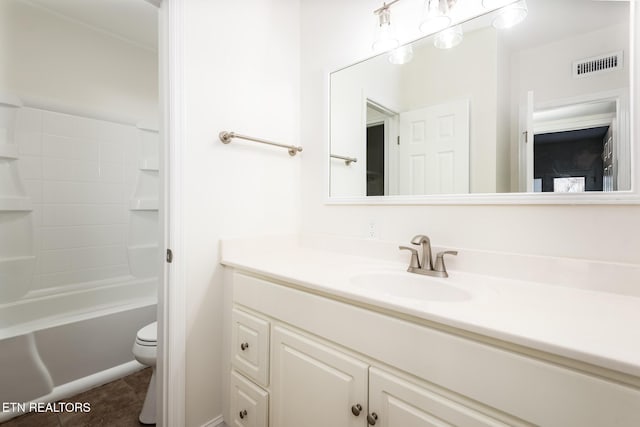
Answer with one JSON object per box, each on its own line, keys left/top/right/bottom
{"left": 325, "top": 1, "right": 640, "bottom": 205}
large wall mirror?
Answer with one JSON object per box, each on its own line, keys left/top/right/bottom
{"left": 329, "top": 0, "right": 634, "bottom": 201}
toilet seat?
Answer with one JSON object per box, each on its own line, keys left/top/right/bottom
{"left": 133, "top": 322, "right": 158, "bottom": 367}
{"left": 135, "top": 322, "right": 157, "bottom": 347}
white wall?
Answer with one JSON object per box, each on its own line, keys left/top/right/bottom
{"left": 510, "top": 23, "right": 629, "bottom": 107}
{"left": 181, "top": 0, "right": 301, "bottom": 425}
{"left": 496, "top": 34, "right": 512, "bottom": 193}
{"left": 300, "top": 0, "right": 640, "bottom": 265}
{"left": 0, "top": 0, "right": 158, "bottom": 125}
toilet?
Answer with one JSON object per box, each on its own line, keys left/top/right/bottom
{"left": 133, "top": 322, "right": 157, "bottom": 425}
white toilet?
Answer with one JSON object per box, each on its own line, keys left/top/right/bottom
{"left": 133, "top": 321, "right": 157, "bottom": 425}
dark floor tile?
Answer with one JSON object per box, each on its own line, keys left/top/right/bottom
{"left": 0, "top": 411, "right": 60, "bottom": 427}
{"left": 58, "top": 379, "right": 143, "bottom": 427}
{"left": 122, "top": 368, "right": 153, "bottom": 401}
{"left": 1, "top": 370, "right": 153, "bottom": 427}
{"left": 60, "top": 405, "right": 144, "bottom": 427}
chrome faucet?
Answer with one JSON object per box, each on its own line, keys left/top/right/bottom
{"left": 411, "top": 234, "right": 432, "bottom": 271}
{"left": 399, "top": 235, "right": 458, "bottom": 278}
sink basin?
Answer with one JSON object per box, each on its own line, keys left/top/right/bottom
{"left": 349, "top": 271, "right": 471, "bottom": 302}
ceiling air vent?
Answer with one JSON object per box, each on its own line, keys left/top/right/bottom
{"left": 573, "top": 51, "right": 622, "bottom": 78}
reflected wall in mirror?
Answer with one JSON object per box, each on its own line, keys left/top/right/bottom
{"left": 329, "top": 0, "right": 631, "bottom": 198}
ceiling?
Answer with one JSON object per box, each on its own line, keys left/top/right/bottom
{"left": 24, "top": 0, "right": 158, "bottom": 51}
{"left": 21, "top": 0, "right": 629, "bottom": 56}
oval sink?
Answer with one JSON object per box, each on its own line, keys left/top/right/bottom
{"left": 349, "top": 271, "right": 471, "bottom": 302}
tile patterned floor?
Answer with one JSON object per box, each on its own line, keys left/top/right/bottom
{"left": 1, "top": 368, "right": 154, "bottom": 427}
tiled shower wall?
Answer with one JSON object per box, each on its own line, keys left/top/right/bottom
{"left": 15, "top": 108, "right": 157, "bottom": 294}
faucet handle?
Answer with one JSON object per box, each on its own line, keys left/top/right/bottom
{"left": 399, "top": 246, "right": 421, "bottom": 270}
{"left": 434, "top": 251, "right": 458, "bottom": 276}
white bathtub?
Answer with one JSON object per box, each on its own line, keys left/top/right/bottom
{"left": 0, "top": 277, "right": 157, "bottom": 421}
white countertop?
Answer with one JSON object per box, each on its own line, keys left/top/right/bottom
{"left": 221, "top": 236, "right": 640, "bottom": 378}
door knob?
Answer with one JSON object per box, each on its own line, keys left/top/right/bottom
{"left": 240, "top": 342, "right": 249, "bottom": 351}
{"left": 239, "top": 409, "right": 247, "bottom": 419}
{"left": 367, "top": 412, "right": 378, "bottom": 425}
{"left": 351, "top": 404, "right": 362, "bottom": 416}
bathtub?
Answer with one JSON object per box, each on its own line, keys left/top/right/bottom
{"left": 0, "top": 276, "right": 157, "bottom": 422}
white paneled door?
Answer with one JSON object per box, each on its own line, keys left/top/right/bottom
{"left": 271, "top": 326, "right": 368, "bottom": 427}
{"left": 399, "top": 99, "right": 469, "bottom": 195}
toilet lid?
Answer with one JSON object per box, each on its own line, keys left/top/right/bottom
{"left": 137, "top": 321, "right": 157, "bottom": 344}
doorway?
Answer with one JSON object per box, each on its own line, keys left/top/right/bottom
{"left": 533, "top": 126, "right": 609, "bottom": 192}
{"left": 366, "top": 100, "right": 397, "bottom": 196}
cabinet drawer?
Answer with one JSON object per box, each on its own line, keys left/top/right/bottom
{"left": 230, "top": 370, "right": 269, "bottom": 427}
{"left": 231, "top": 307, "right": 270, "bottom": 386}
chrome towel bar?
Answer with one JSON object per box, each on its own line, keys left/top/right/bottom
{"left": 219, "top": 131, "right": 303, "bottom": 157}
{"left": 330, "top": 154, "right": 357, "bottom": 165}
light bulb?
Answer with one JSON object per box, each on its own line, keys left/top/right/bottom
{"left": 434, "top": 25, "right": 463, "bottom": 49}
{"left": 389, "top": 45, "right": 414, "bottom": 65}
{"left": 492, "top": 0, "right": 528, "bottom": 29}
{"left": 419, "top": 0, "right": 451, "bottom": 35}
{"left": 372, "top": 7, "right": 399, "bottom": 52}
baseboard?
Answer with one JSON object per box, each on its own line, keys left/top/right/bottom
{"left": 201, "top": 414, "right": 225, "bottom": 427}
{"left": 0, "top": 360, "right": 145, "bottom": 423}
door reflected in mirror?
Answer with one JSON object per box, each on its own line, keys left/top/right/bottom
{"left": 329, "top": 0, "right": 631, "bottom": 198}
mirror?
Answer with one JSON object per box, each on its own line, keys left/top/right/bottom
{"left": 329, "top": 0, "right": 631, "bottom": 198}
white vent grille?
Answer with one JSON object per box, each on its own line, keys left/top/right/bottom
{"left": 573, "top": 51, "right": 623, "bottom": 78}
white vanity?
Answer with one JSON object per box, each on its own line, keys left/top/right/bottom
{"left": 221, "top": 236, "right": 640, "bottom": 427}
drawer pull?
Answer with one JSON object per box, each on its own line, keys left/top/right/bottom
{"left": 239, "top": 409, "right": 248, "bottom": 419}
{"left": 351, "top": 404, "right": 362, "bottom": 416}
{"left": 367, "top": 412, "right": 378, "bottom": 425}
{"left": 240, "top": 342, "right": 249, "bottom": 351}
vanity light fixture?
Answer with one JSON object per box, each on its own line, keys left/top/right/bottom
{"left": 419, "top": 0, "right": 451, "bottom": 34}
{"left": 389, "top": 44, "right": 414, "bottom": 64}
{"left": 434, "top": 25, "right": 463, "bottom": 49}
{"left": 490, "top": 0, "right": 528, "bottom": 29}
{"left": 372, "top": 0, "right": 524, "bottom": 53}
{"left": 372, "top": 4, "right": 400, "bottom": 52}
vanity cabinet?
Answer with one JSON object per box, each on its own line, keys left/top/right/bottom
{"left": 228, "top": 271, "right": 640, "bottom": 427}
{"left": 270, "top": 325, "right": 511, "bottom": 427}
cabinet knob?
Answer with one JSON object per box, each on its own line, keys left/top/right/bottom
{"left": 239, "top": 409, "right": 248, "bottom": 419}
{"left": 351, "top": 404, "right": 362, "bottom": 416}
{"left": 240, "top": 342, "right": 249, "bottom": 351}
{"left": 367, "top": 412, "right": 378, "bottom": 425}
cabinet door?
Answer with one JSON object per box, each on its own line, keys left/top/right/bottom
{"left": 369, "top": 367, "right": 510, "bottom": 427}
{"left": 271, "top": 326, "right": 368, "bottom": 427}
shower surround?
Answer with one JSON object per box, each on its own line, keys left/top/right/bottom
{"left": 0, "top": 102, "right": 159, "bottom": 420}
